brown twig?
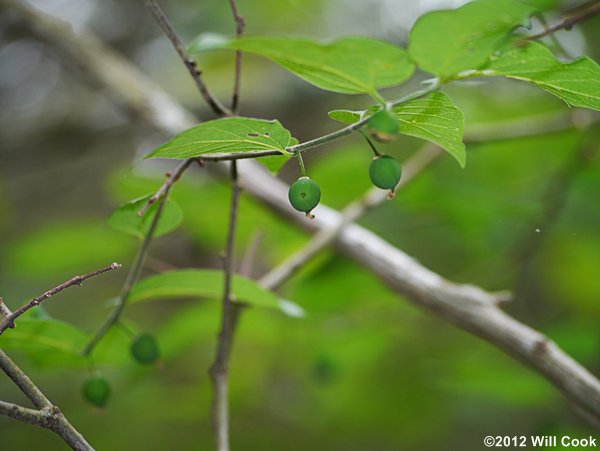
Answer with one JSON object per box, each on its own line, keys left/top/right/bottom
{"left": 145, "top": 0, "right": 231, "bottom": 117}
{"left": 138, "top": 158, "right": 195, "bottom": 217}
{"left": 228, "top": 0, "right": 245, "bottom": 113}
{"left": 209, "top": 161, "right": 240, "bottom": 451}
{"left": 0, "top": 263, "right": 121, "bottom": 335}
{"left": 527, "top": 0, "right": 600, "bottom": 41}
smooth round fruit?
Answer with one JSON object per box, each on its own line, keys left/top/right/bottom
{"left": 131, "top": 333, "right": 160, "bottom": 365}
{"left": 368, "top": 109, "right": 399, "bottom": 140}
{"left": 288, "top": 177, "right": 321, "bottom": 213}
{"left": 369, "top": 155, "right": 402, "bottom": 190}
{"left": 82, "top": 376, "right": 111, "bottom": 408}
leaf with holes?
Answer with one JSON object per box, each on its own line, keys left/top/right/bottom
{"left": 128, "top": 269, "right": 304, "bottom": 317}
{"left": 408, "top": 0, "right": 536, "bottom": 79}
{"left": 329, "top": 92, "right": 465, "bottom": 167}
{"left": 482, "top": 42, "right": 600, "bottom": 111}
{"left": 146, "top": 117, "right": 295, "bottom": 160}
{"left": 189, "top": 35, "right": 415, "bottom": 97}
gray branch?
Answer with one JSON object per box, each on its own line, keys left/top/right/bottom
{"left": 3, "top": 0, "right": 600, "bottom": 426}
{"left": 0, "top": 350, "right": 94, "bottom": 450}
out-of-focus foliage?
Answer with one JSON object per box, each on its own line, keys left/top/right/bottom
{"left": 1, "top": 0, "right": 599, "bottom": 450}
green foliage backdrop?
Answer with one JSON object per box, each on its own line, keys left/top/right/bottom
{"left": 0, "top": 0, "right": 599, "bottom": 449}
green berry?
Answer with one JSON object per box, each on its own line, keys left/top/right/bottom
{"left": 82, "top": 376, "right": 111, "bottom": 408}
{"left": 369, "top": 155, "right": 402, "bottom": 190}
{"left": 368, "top": 110, "right": 399, "bottom": 141}
{"left": 288, "top": 176, "right": 321, "bottom": 213}
{"left": 131, "top": 333, "right": 160, "bottom": 365}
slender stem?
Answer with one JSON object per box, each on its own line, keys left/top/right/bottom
{"left": 145, "top": 0, "right": 231, "bottom": 116}
{"left": 138, "top": 158, "right": 195, "bottom": 217}
{"left": 0, "top": 263, "right": 122, "bottom": 335}
{"left": 296, "top": 152, "right": 307, "bottom": 176}
{"left": 535, "top": 13, "right": 571, "bottom": 58}
{"left": 527, "top": 0, "right": 600, "bottom": 41}
{"left": 359, "top": 130, "right": 381, "bottom": 156}
{"left": 83, "top": 194, "right": 169, "bottom": 356}
{"left": 228, "top": 0, "right": 245, "bottom": 113}
{"left": 209, "top": 161, "right": 240, "bottom": 451}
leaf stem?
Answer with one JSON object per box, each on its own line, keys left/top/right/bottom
{"left": 359, "top": 130, "right": 381, "bottom": 156}
{"left": 295, "top": 152, "right": 307, "bottom": 176}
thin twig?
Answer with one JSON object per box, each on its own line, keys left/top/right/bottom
{"left": 0, "top": 263, "right": 121, "bottom": 335}
{"left": 138, "top": 158, "right": 195, "bottom": 217}
{"left": 0, "top": 400, "right": 47, "bottom": 426}
{"left": 145, "top": 0, "right": 231, "bottom": 116}
{"left": 534, "top": 13, "right": 571, "bottom": 58}
{"left": 228, "top": 0, "right": 245, "bottom": 113}
{"left": 0, "top": 350, "right": 93, "bottom": 450}
{"left": 209, "top": 161, "right": 240, "bottom": 451}
{"left": 0, "top": 298, "right": 14, "bottom": 328}
{"left": 83, "top": 195, "right": 169, "bottom": 356}
{"left": 527, "top": 0, "right": 600, "bottom": 40}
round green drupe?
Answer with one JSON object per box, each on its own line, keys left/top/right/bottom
{"left": 369, "top": 155, "right": 402, "bottom": 190}
{"left": 131, "top": 333, "right": 160, "bottom": 365}
{"left": 368, "top": 109, "right": 399, "bottom": 139}
{"left": 288, "top": 177, "right": 321, "bottom": 213}
{"left": 82, "top": 376, "right": 111, "bottom": 408}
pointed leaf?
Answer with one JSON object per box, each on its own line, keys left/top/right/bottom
{"left": 329, "top": 92, "right": 465, "bottom": 167}
{"left": 189, "top": 35, "right": 415, "bottom": 96}
{"left": 408, "top": 0, "right": 536, "bottom": 79}
{"left": 483, "top": 42, "right": 600, "bottom": 110}
{"left": 146, "top": 117, "right": 295, "bottom": 160}
{"left": 328, "top": 110, "right": 362, "bottom": 124}
{"left": 128, "top": 269, "right": 303, "bottom": 316}
{"left": 390, "top": 92, "right": 465, "bottom": 167}
{"left": 107, "top": 194, "right": 183, "bottom": 239}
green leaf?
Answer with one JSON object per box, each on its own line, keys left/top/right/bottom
{"left": 189, "top": 35, "right": 415, "bottom": 96}
{"left": 128, "top": 269, "right": 304, "bottom": 316}
{"left": 408, "top": 0, "right": 536, "bottom": 79}
{"left": 390, "top": 92, "right": 465, "bottom": 167}
{"left": 256, "top": 154, "right": 291, "bottom": 174}
{"left": 0, "top": 318, "right": 87, "bottom": 368}
{"left": 329, "top": 92, "right": 466, "bottom": 167}
{"left": 107, "top": 194, "right": 183, "bottom": 239}
{"left": 256, "top": 137, "right": 297, "bottom": 174}
{"left": 146, "top": 117, "right": 295, "bottom": 160}
{"left": 328, "top": 110, "right": 362, "bottom": 124}
{"left": 482, "top": 42, "right": 600, "bottom": 111}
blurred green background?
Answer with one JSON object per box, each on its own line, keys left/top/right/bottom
{"left": 1, "top": 0, "right": 599, "bottom": 449}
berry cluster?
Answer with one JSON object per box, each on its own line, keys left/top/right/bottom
{"left": 288, "top": 109, "right": 402, "bottom": 217}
